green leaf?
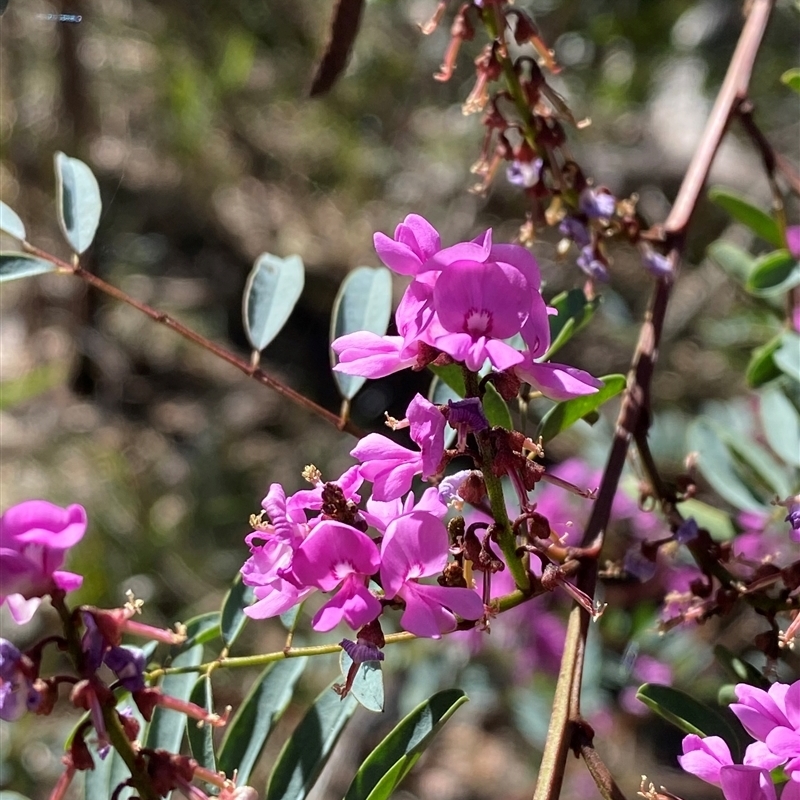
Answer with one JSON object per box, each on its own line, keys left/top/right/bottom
{"left": 265, "top": 681, "right": 359, "bottom": 800}
{"left": 428, "top": 375, "right": 458, "bottom": 448}
{"left": 708, "top": 187, "right": 783, "bottom": 248}
{"left": 243, "top": 253, "right": 305, "bottom": 352}
{"left": 343, "top": 689, "right": 468, "bottom": 800}
{"left": 427, "top": 364, "right": 512, "bottom": 429}
{"left": 687, "top": 419, "right": 765, "bottom": 511}
{"left": 635, "top": 684, "right": 741, "bottom": 758}
{"left": 0, "top": 252, "right": 56, "bottom": 282}
{"left": 708, "top": 240, "right": 755, "bottom": 284}
{"left": 330, "top": 266, "right": 393, "bottom": 400}
{"left": 221, "top": 572, "right": 256, "bottom": 649}
{"left": 713, "top": 646, "right": 771, "bottom": 690}
{"left": 676, "top": 499, "right": 735, "bottom": 541}
{"left": 745, "top": 250, "right": 800, "bottom": 297}
{"left": 759, "top": 387, "right": 800, "bottom": 467}
{"left": 54, "top": 152, "right": 102, "bottom": 254}
{"left": 339, "top": 650, "right": 384, "bottom": 713}
{"left": 145, "top": 613, "right": 216, "bottom": 754}
{"left": 0, "top": 201, "right": 26, "bottom": 241}
{"left": 781, "top": 67, "right": 800, "bottom": 93}
{"left": 0, "top": 362, "right": 66, "bottom": 409}
{"left": 537, "top": 374, "right": 626, "bottom": 442}
{"left": 187, "top": 676, "right": 217, "bottom": 773}
{"left": 544, "top": 289, "right": 601, "bottom": 359}
{"left": 218, "top": 658, "right": 307, "bottom": 786}
{"left": 775, "top": 331, "right": 800, "bottom": 384}
{"left": 746, "top": 333, "right": 784, "bottom": 388}
{"left": 723, "top": 432, "right": 793, "bottom": 500}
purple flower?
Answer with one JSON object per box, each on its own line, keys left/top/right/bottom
{"left": 0, "top": 639, "right": 41, "bottom": 721}
{"left": 513, "top": 357, "right": 603, "bottom": 401}
{"left": 579, "top": 187, "right": 616, "bottom": 219}
{"left": 0, "top": 500, "right": 87, "bottom": 624}
{"left": 351, "top": 434, "right": 423, "bottom": 502}
{"left": 678, "top": 735, "right": 734, "bottom": 783}
{"left": 641, "top": 246, "right": 673, "bottom": 278}
{"left": 576, "top": 245, "right": 609, "bottom": 281}
{"left": 104, "top": 646, "right": 147, "bottom": 692}
{"left": 373, "top": 214, "right": 442, "bottom": 276}
{"left": 720, "top": 766, "right": 777, "bottom": 800}
{"left": 291, "top": 521, "right": 381, "bottom": 632}
{"left": 506, "top": 159, "right": 543, "bottom": 188}
{"left": 559, "top": 217, "right": 591, "bottom": 248}
{"left": 406, "top": 394, "right": 447, "bottom": 480}
{"left": 380, "top": 510, "right": 484, "bottom": 638}
{"left": 786, "top": 226, "right": 800, "bottom": 260}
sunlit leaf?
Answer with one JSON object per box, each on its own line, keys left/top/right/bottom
{"left": 145, "top": 613, "right": 217, "bottom": 754}
{"left": 428, "top": 375, "right": 458, "bottom": 448}
{"left": 745, "top": 250, "right": 800, "bottom": 296}
{"left": 781, "top": 67, "right": 800, "bottom": 93}
{"left": 687, "top": 419, "right": 765, "bottom": 511}
{"left": 775, "top": 331, "right": 800, "bottom": 384}
{"left": 187, "top": 676, "right": 217, "bottom": 774}
{"left": 0, "top": 201, "right": 26, "bottom": 241}
{"left": 330, "top": 266, "right": 393, "bottom": 400}
{"left": 343, "top": 689, "right": 468, "bottom": 800}
{"left": 220, "top": 572, "right": 256, "bottom": 649}
{"left": 759, "top": 387, "right": 800, "bottom": 467}
{"left": 54, "top": 152, "right": 102, "bottom": 254}
{"left": 544, "top": 289, "right": 601, "bottom": 359}
{"left": 707, "top": 240, "right": 755, "bottom": 285}
{"left": 265, "top": 682, "right": 358, "bottom": 800}
{"left": 243, "top": 253, "right": 305, "bottom": 352}
{"left": 218, "top": 658, "right": 307, "bottom": 786}
{"left": 676, "top": 499, "right": 735, "bottom": 541}
{"left": 713, "top": 646, "right": 770, "bottom": 690}
{"left": 636, "top": 684, "right": 742, "bottom": 758}
{"left": 339, "top": 649, "right": 384, "bottom": 713}
{"left": 723, "top": 428, "right": 793, "bottom": 499}
{"left": 0, "top": 252, "right": 56, "bottom": 282}
{"left": 537, "top": 374, "right": 626, "bottom": 441}
{"left": 708, "top": 187, "right": 783, "bottom": 248}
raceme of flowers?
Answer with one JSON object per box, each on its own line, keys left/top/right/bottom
{"left": 679, "top": 679, "right": 800, "bottom": 800}
{"left": 331, "top": 214, "right": 603, "bottom": 401}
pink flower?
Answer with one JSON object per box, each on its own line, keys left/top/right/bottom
{"left": 380, "top": 510, "right": 484, "bottom": 638}
{"left": 678, "top": 735, "right": 734, "bottom": 783}
{"left": 0, "top": 500, "right": 87, "bottom": 624}
{"left": 351, "top": 434, "right": 423, "bottom": 502}
{"left": 291, "top": 521, "right": 381, "bottom": 632}
{"left": 406, "top": 394, "right": 447, "bottom": 479}
{"left": 373, "top": 214, "right": 442, "bottom": 276}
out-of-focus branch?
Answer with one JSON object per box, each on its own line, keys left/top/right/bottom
{"left": 532, "top": 2, "right": 776, "bottom": 798}
{"left": 22, "top": 242, "right": 365, "bottom": 438}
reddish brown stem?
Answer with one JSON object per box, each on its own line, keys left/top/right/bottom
{"left": 23, "top": 243, "right": 364, "bottom": 438}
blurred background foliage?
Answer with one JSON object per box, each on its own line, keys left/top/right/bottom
{"left": 0, "top": 0, "right": 798, "bottom": 797}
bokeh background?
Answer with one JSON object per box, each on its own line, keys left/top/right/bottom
{"left": 1, "top": 0, "right": 798, "bottom": 797}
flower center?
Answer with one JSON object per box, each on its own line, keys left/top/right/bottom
{"left": 332, "top": 561, "right": 356, "bottom": 580}
{"left": 463, "top": 307, "right": 492, "bottom": 336}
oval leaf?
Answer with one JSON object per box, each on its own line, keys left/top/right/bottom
{"left": 636, "top": 683, "right": 742, "bottom": 758}
{"left": 544, "top": 289, "right": 601, "bottom": 359}
{"left": 339, "top": 650, "right": 384, "bottom": 713}
{"left": 713, "top": 646, "right": 771, "bottom": 690}
{"left": 221, "top": 572, "right": 256, "bottom": 649}
{"left": 687, "top": 419, "right": 765, "bottom": 511}
{"left": 746, "top": 333, "right": 784, "bottom": 388}
{"left": 54, "top": 152, "right": 102, "bottom": 254}
{"left": 707, "top": 240, "right": 755, "bottom": 285}
{"left": 218, "top": 657, "right": 307, "bottom": 786}
{"left": 187, "top": 676, "right": 217, "bottom": 774}
{"left": 0, "top": 201, "right": 26, "bottom": 241}
{"left": 145, "top": 613, "right": 218, "bottom": 753}
{"left": 343, "top": 689, "right": 468, "bottom": 800}
{"left": 708, "top": 187, "right": 783, "bottom": 248}
{"left": 745, "top": 250, "right": 800, "bottom": 296}
{"left": 330, "top": 266, "right": 393, "bottom": 400}
{"left": 781, "top": 68, "right": 800, "bottom": 93}
{"left": 265, "top": 681, "right": 359, "bottom": 800}
{"left": 775, "top": 331, "right": 800, "bottom": 384}
{"left": 243, "top": 253, "right": 305, "bottom": 352}
{"left": 759, "top": 387, "right": 800, "bottom": 467}
{"left": 537, "top": 374, "right": 626, "bottom": 442}
{"left": 0, "top": 252, "right": 56, "bottom": 282}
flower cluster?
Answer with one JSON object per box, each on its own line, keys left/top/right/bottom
{"left": 679, "top": 679, "right": 800, "bottom": 800}
{"left": 331, "top": 214, "right": 602, "bottom": 401}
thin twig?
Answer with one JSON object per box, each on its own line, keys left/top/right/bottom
{"left": 22, "top": 242, "right": 365, "bottom": 438}
{"left": 532, "top": 2, "right": 776, "bottom": 798}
